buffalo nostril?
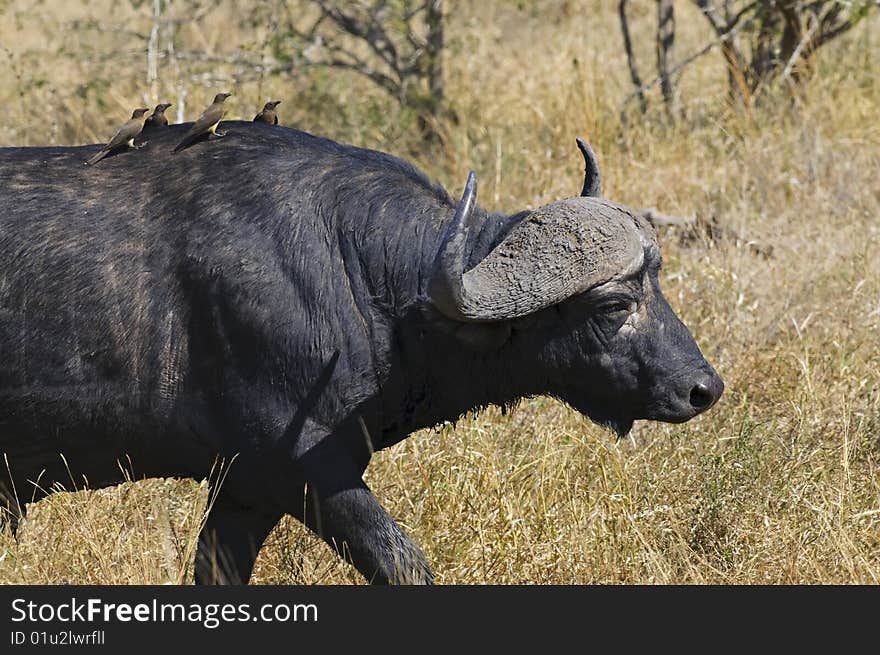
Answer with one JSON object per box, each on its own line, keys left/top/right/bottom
{"left": 689, "top": 382, "right": 715, "bottom": 411}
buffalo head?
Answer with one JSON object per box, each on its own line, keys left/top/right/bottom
{"left": 428, "top": 138, "right": 723, "bottom": 436}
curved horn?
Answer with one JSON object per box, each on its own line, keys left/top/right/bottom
{"left": 428, "top": 171, "right": 478, "bottom": 321}
{"left": 576, "top": 136, "right": 602, "bottom": 197}
{"left": 431, "top": 191, "right": 646, "bottom": 323}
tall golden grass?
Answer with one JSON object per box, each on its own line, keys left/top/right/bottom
{"left": 0, "top": 0, "right": 878, "bottom": 584}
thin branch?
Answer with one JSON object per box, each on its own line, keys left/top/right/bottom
{"left": 623, "top": 20, "right": 749, "bottom": 106}
{"left": 782, "top": 19, "right": 818, "bottom": 80}
{"left": 724, "top": 0, "right": 762, "bottom": 31}
{"left": 67, "top": 19, "right": 149, "bottom": 41}
{"left": 318, "top": 58, "right": 400, "bottom": 97}
{"left": 819, "top": 3, "right": 844, "bottom": 30}
{"left": 146, "top": 0, "right": 161, "bottom": 104}
{"left": 656, "top": 0, "right": 676, "bottom": 111}
{"left": 171, "top": 50, "right": 294, "bottom": 75}
{"left": 640, "top": 207, "right": 695, "bottom": 228}
{"left": 618, "top": 0, "right": 647, "bottom": 113}
{"left": 813, "top": 3, "right": 877, "bottom": 51}
{"left": 165, "top": 6, "right": 185, "bottom": 124}
{"left": 814, "top": 19, "right": 856, "bottom": 47}
{"left": 693, "top": 0, "right": 759, "bottom": 35}
{"left": 300, "top": 35, "right": 401, "bottom": 97}
{"left": 362, "top": 0, "right": 401, "bottom": 67}
{"left": 402, "top": 0, "right": 430, "bottom": 51}
{"left": 425, "top": 0, "right": 443, "bottom": 100}
{"left": 694, "top": 0, "right": 727, "bottom": 35}
{"left": 314, "top": 0, "right": 401, "bottom": 76}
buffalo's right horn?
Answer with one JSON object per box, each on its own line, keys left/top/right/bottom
{"left": 428, "top": 171, "right": 479, "bottom": 322}
{"left": 576, "top": 136, "right": 602, "bottom": 197}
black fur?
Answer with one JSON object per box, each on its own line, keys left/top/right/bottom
{"left": 0, "top": 123, "right": 721, "bottom": 583}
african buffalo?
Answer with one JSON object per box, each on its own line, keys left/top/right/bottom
{"left": 0, "top": 123, "right": 722, "bottom": 584}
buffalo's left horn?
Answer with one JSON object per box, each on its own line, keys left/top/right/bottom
{"left": 430, "top": 173, "right": 646, "bottom": 323}
{"left": 576, "top": 136, "right": 602, "bottom": 197}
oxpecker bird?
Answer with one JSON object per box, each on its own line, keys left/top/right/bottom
{"left": 253, "top": 100, "right": 281, "bottom": 125}
{"left": 144, "top": 103, "right": 173, "bottom": 128}
{"left": 85, "top": 107, "right": 150, "bottom": 166}
{"left": 173, "top": 92, "right": 232, "bottom": 153}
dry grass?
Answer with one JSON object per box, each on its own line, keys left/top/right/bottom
{"left": 0, "top": 0, "right": 878, "bottom": 584}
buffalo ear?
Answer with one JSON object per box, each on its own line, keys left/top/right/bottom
{"left": 454, "top": 323, "right": 512, "bottom": 350}
{"left": 421, "top": 304, "right": 511, "bottom": 350}
{"left": 576, "top": 137, "right": 602, "bottom": 197}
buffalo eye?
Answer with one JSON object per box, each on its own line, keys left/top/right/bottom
{"left": 595, "top": 296, "right": 635, "bottom": 317}
{"left": 592, "top": 297, "right": 636, "bottom": 332}
{"left": 559, "top": 290, "right": 636, "bottom": 333}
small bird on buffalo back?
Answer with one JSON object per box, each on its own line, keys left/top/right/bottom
{"left": 253, "top": 100, "right": 281, "bottom": 125}
{"left": 85, "top": 107, "right": 150, "bottom": 166}
{"left": 173, "top": 92, "right": 232, "bottom": 153}
{"left": 144, "top": 103, "right": 173, "bottom": 128}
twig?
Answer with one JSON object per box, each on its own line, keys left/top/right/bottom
{"left": 694, "top": 0, "right": 759, "bottom": 36}
{"left": 813, "top": 1, "right": 879, "bottom": 51}
{"left": 623, "top": 20, "right": 749, "bottom": 107}
{"left": 171, "top": 51, "right": 292, "bottom": 74}
{"left": 146, "top": 0, "right": 161, "bottom": 104}
{"left": 640, "top": 207, "right": 695, "bottom": 228}
{"left": 314, "top": 0, "right": 401, "bottom": 75}
{"left": 618, "top": 0, "right": 647, "bottom": 113}
{"left": 67, "top": 19, "right": 149, "bottom": 41}
{"left": 656, "top": 0, "right": 676, "bottom": 112}
{"left": 165, "top": 5, "right": 185, "bottom": 124}
{"left": 782, "top": 18, "right": 819, "bottom": 81}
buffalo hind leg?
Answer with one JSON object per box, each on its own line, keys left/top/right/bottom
{"left": 195, "top": 497, "right": 281, "bottom": 585}
{"left": 306, "top": 485, "right": 434, "bottom": 585}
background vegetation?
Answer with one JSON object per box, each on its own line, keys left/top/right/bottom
{"left": 0, "top": 0, "right": 878, "bottom": 584}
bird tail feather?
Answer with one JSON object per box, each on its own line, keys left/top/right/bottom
{"left": 173, "top": 133, "right": 195, "bottom": 153}
{"left": 85, "top": 149, "right": 109, "bottom": 166}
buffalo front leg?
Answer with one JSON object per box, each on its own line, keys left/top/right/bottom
{"left": 293, "top": 422, "right": 433, "bottom": 584}
{"left": 195, "top": 494, "right": 281, "bottom": 585}
{"left": 305, "top": 484, "right": 434, "bottom": 585}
